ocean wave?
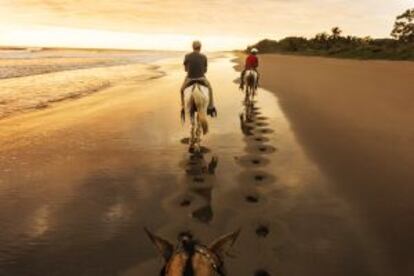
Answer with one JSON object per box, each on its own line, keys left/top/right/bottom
{"left": 0, "top": 61, "right": 165, "bottom": 120}
{"left": 0, "top": 50, "right": 179, "bottom": 80}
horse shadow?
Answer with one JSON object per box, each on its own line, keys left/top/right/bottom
{"left": 181, "top": 150, "right": 218, "bottom": 224}
{"left": 239, "top": 100, "right": 256, "bottom": 137}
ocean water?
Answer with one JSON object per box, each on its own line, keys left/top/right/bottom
{"left": 0, "top": 49, "right": 180, "bottom": 119}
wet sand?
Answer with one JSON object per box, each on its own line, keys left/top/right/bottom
{"left": 0, "top": 53, "right": 410, "bottom": 275}
{"left": 237, "top": 53, "right": 414, "bottom": 275}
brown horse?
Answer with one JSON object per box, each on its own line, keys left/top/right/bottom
{"left": 145, "top": 228, "right": 240, "bottom": 276}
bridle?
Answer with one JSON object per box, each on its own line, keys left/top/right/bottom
{"left": 162, "top": 237, "right": 226, "bottom": 276}
{"left": 194, "top": 244, "right": 225, "bottom": 275}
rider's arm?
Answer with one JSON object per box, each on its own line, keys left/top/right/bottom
{"left": 208, "top": 88, "right": 214, "bottom": 108}
{"left": 204, "top": 55, "right": 208, "bottom": 74}
{"left": 181, "top": 90, "right": 185, "bottom": 108}
{"left": 183, "top": 55, "right": 189, "bottom": 72}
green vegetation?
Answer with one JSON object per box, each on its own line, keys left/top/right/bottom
{"left": 247, "top": 9, "right": 414, "bottom": 61}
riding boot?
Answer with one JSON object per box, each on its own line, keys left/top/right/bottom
{"left": 255, "top": 71, "right": 260, "bottom": 90}
{"left": 239, "top": 70, "right": 245, "bottom": 89}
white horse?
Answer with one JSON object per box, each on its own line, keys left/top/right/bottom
{"left": 243, "top": 69, "right": 258, "bottom": 103}
{"left": 182, "top": 82, "right": 210, "bottom": 152}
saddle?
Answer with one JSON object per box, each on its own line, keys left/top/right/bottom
{"left": 245, "top": 69, "right": 258, "bottom": 76}
{"left": 186, "top": 79, "right": 208, "bottom": 90}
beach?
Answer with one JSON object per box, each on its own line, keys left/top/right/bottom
{"left": 236, "top": 53, "right": 414, "bottom": 274}
{"left": 0, "top": 50, "right": 413, "bottom": 275}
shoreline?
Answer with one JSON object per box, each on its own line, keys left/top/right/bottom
{"left": 0, "top": 64, "right": 165, "bottom": 120}
{"left": 0, "top": 50, "right": 225, "bottom": 121}
{"left": 0, "top": 52, "right": 173, "bottom": 121}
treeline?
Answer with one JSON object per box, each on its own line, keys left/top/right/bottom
{"left": 247, "top": 9, "right": 414, "bottom": 60}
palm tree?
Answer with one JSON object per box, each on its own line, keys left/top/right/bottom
{"left": 315, "top": 32, "right": 329, "bottom": 42}
{"left": 330, "top": 27, "right": 342, "bottom": 40}
{"left": 391, "top": 9, "right": 414, "bottom": 42}
{"left": 313, "top": 32, "right": 330, "bottom": 49}
{"left": 362, "top": 36, "right": 372, "bottom": 45}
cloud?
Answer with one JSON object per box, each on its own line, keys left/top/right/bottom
{"left": 1, "top": 0, "right": 413, "bottom": 42}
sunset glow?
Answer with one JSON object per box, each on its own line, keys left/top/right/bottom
{"left": 0, "top": 0, "right": 412, "bottom": 51}
{"left": 0, "top": 24, "right": 254, "bottom": 51}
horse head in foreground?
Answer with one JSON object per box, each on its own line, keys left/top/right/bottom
{"left": 145, "top": 228, "right": 240, "bottom": 276}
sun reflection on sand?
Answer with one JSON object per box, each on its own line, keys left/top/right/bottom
{"left": 27, "top": 205, "right": 50, "bottom": 238}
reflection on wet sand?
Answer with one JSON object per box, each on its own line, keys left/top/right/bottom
{"left": 239, "top": 100, "right": 255, "bottom": 136}
{"left": 180, "top": 137, "right": 218, "bottom": 224}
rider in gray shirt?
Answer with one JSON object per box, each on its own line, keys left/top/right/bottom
{"left": 180, "top": 41, "right": 214, "bottom": 111}
{"left": 184, "top": 51, "right": 207, "bottom": 79}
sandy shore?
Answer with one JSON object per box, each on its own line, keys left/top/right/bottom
{"left": 0, "top": 52, "right": 413, "bottom": 275}
{"left": 237, "top": 53, "right": 414, "bottom": 274}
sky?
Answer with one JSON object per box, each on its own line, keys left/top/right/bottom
{"left": 0, "top": 0, "right": 412, "bottom": 51}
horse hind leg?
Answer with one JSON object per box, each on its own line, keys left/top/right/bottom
{"left": 253, "top": 78, "right": 258, "bottom": 97}
{"left": 189, "top": 115, "right": 197, "bottom": 152}
{"left": 244, "top": 87, "right": 249, "bottom": 104}
{"left": 194, "top": 114, "right": 202, "bottom": 153}
{"left": 246, "top": 87, "right": 253, "bottom": 104}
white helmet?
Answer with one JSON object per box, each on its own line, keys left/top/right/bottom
{"left": 251, "top": 48, "right": 258, "bottom": 53}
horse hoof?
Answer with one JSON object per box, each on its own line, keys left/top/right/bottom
{"left": 189, "top": 145, "right": 202, "bottom": 154}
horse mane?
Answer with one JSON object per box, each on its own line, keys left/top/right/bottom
{"left": 182, "top": 238, "right": 197, "bottom": 276}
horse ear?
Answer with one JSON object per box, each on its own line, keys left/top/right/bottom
{"left": 208, "top": 229, "right": 241, "bottom": 255}
{"left": 144, "top": 227, "right": 174, "bottom": 261}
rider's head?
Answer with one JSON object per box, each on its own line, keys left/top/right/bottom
{"left": 192, "top": 40, "right": 202, "bottom": 52}
{"left": 250, "top": 48, "right": 258, "bottom": 55}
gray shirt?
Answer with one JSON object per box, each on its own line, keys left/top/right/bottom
{"left": 184, "top": 52, "right": 207, "bottom": 79}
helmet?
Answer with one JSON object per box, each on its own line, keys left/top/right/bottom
{"left": 192, "top": 40, "right": 202, "bottom": 50}
{"left": 251, "top": 48, "right": 258, "bottom": 53}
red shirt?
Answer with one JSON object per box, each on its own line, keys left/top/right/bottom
{"left": 245, "top": 54, "right": 258, "bottom": 69}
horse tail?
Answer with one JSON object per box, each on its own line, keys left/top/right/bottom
{"left": 247, "top": 74, "right": 254, "bottom": 88}
{"left": 192, "top": 86, "right": 209, "bottom": 134}
{"left": 246, "top": 70, "right": 257, "bottom": 89}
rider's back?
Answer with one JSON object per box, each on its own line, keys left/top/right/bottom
{"left": 184, "top": 52, "right": 207, "bottom": 79}
{"left": 245, "top": 54, "right": 258, "bottom": 69}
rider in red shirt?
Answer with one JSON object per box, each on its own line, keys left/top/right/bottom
{"left": 240, "top": 48, "right": 259, "bottom": 90}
